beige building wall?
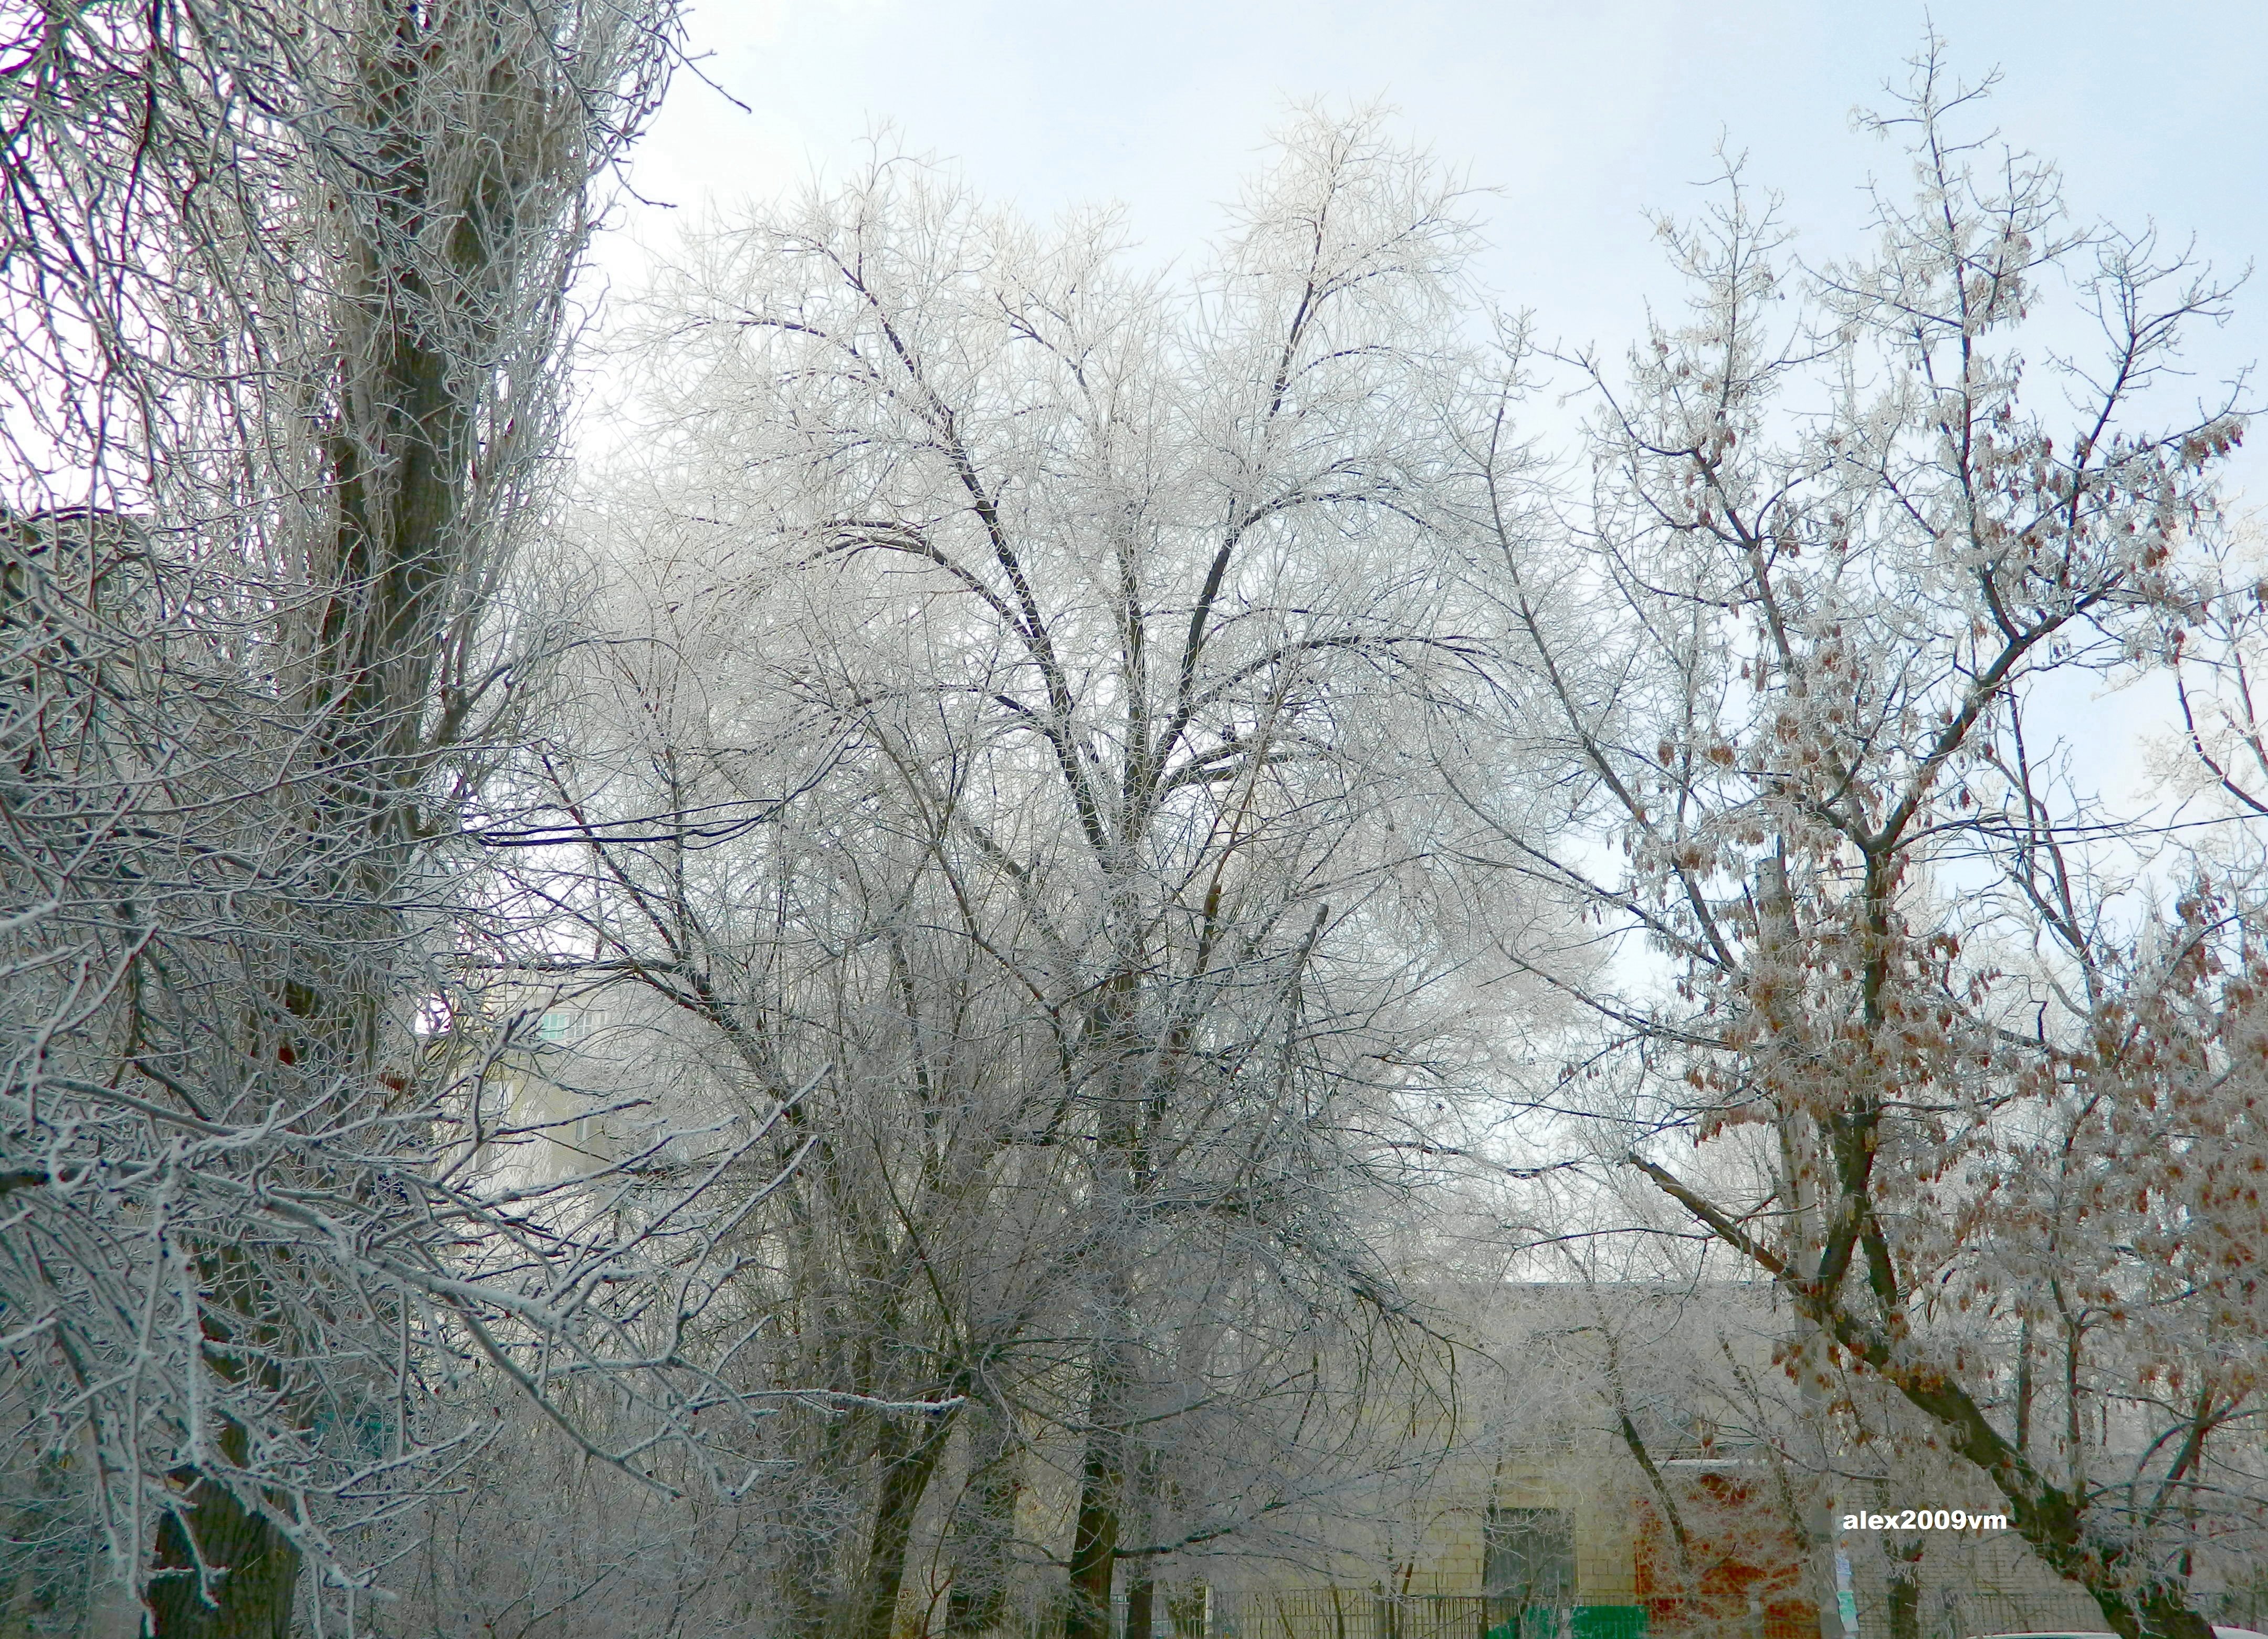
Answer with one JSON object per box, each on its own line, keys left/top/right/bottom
{"left": 1228, "top": 1451, "right": 1640, "bottom": 1605}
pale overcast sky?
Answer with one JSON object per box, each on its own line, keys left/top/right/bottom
{"left": 604, "top": 0, "right": 2265, "bottom": 497}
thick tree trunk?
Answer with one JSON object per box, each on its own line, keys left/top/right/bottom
{"left": 141, "top": 2, "right": 552, "bottom": 1621}
{"left": 147, "top": 1247, "right": 305, "bottom": 1639}
{"left": 148, "top": 1476, "right": 297, "bottom": 1639}
{"left": 1067, "top": 946, "right": 1146, "bottom": 1639}
{"left": 1122, "top": 1571, "right": 1154, "bottom": 1639}
{"left": 1065, "top": 1341, "right": 1129, "bottom": 1639}
{"left": 1119, "top": 1445, "right": 1161, "bottom": 1639}
{"left": 944, "top": 1407, "right": 1022, "bottom": 1639}
{"left": 849, "top": 1411, "right": 956, "bottom": 1639}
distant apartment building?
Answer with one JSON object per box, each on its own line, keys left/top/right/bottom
{"left": 1192, "top": 1282, "right": 2164, "bottom": 1639}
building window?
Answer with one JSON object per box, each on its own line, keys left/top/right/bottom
{"left": 1484, "top": 1506, "right": 1576, "bottom": 1607}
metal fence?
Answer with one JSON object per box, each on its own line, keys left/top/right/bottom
{"left": 1089, "top": 1584, "right": 2267, "bottom": 1639}
{"left": 1200, "top": 1588, "right": 2143, "bottom": 1639}
{"left": 1215, "top": 1590, "right": 1490, "bottom": 1639}
{"left": 1921, "top": 1589, "right": 2109, "bottom": 1639}
{"left": 1209, "top": 1592, "right": 1653, "bottom": 1639}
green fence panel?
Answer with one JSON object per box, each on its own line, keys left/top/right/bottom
{"left": 1483, "top": 1607, "right": 1647, "bottom": 1639}
{"left": 1570, "top": 1608, "right": 1648, "bottom": 1639}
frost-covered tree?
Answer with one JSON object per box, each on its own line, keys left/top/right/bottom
{"left": 517, "top": 112, "right": 1544, "bottom": 1639}
{"left": 1459, "top": 45, "right": 2260, "bottom": 1639}
{"left": 0, "top": 3, "right": 796, "bottom": 1633}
